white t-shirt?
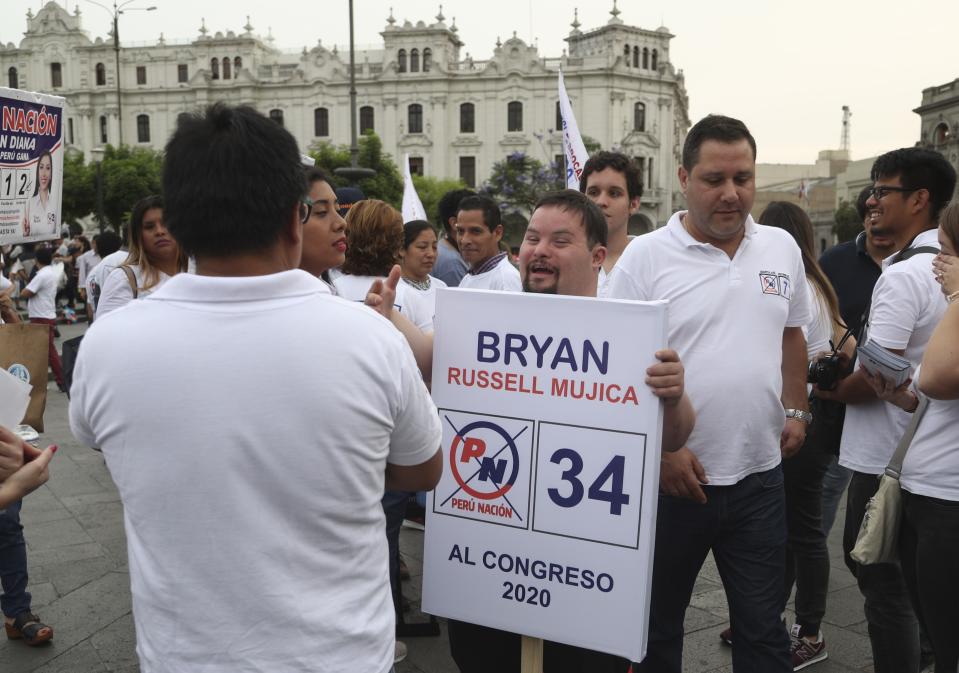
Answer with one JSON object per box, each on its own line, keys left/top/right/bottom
{"left": 25, "top": 193, "right": 57, "bottom": 237}
{"left": 334, "top": 273, "right": 433, "bottom": 331}
{"left": 597, "top": 235, "right": 637, "bottom": 298}
{"left": 69, "top": 269, "right": 441, "bottom": 673}
{"left": 458, "top": 255, "right": 522, "bottom": 292}
{"left": 400, "top": 275, "right": 447, "bottom": 332}
{"left": 900, "top": 368, "right": 959, "bottom": 501}
{"left": 96, "top": 264, "right": 172, "bottom": 319}
{"left": 76, "top": 249, "right": 101, "bottom": 290}
{"left": 804, "top": 280, "right": 833, "bottom": 359}
{"left": 87, "top": 249, "right": 129, "bottom": 309}
{"left": 25, "top": 264, "right": 58, "bottom": 319}
{"left": 839, "top": 229, "right": 946, "bottom": 475}
{"left": 607, "top": 212, "right": 811, "bottom": 485}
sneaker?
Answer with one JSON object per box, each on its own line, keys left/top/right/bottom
{"left": 394, "top": 640, "right": 408, "bottom": 664}
{"left": 790, "top": 625, "right": 827, "bottom": 670}
{"left": 719, "top": 626, "right": 732, "bottom": 646}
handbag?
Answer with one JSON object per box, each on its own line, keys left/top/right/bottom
{"left": 850, "top": 396, "right": 929, "bottom": 565}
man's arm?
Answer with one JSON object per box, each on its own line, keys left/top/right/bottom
{"left": 645, "top": 349, "right": 695, "bottom": 453}
{"left": 386, "top": 449, "right": 442, "bottom": 492}
{"left": 919, "top": 301, "right": 959, "bottom": 400}
{"left": 780, "top": 326, "right": 808, "bottom": 458}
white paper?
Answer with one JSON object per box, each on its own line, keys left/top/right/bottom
{"left": 423, "top": 288, "right": 668, "bottom": 662}
{"left": 0, "top": 365, "right": 32, "bottom": 429}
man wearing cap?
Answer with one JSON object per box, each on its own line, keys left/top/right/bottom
{"left": 335, "top": 186, "right": 366, "bottom": 219}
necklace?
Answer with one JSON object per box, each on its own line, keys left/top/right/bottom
{"left": 403, "top": 276, "right": 431, "bottom": 291}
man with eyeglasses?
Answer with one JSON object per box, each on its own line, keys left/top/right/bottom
{"left": 69, "top": 103, "right": 442, "bottom": 673}
{"left": 814, "top": 147, "right": 956, "bottom": 673}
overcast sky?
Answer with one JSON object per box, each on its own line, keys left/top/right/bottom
{"left": 4, "top": 0, "right": 958, "bottom": 164}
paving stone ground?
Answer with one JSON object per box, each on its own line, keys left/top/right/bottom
{"left": 3, "top": 322, "right": 876, "bottom": 672}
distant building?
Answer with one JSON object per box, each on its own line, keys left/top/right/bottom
{"left": 915, "top": 77, "right": 959, "bottom": 198}
{"left": 1, "top": 1, "right": 692, "bottom": 226}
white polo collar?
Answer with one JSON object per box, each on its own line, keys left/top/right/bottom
{"left": 666, "top": 210, "right": 758, "bottom": 250}
{"left": 147, "top": 269, "right": 328, "bottom": 303}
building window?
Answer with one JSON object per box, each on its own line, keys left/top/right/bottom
{"left": 623, "top": 44, "right": 630, "bottom": 65}
{"left": 460, "top": 102, "right": 475, "bottom": 133}
{"left": 423, "top": 48, "right": 432, "bottom": 72}
{"left": 314, "top": 107, "right": 329, "bottom": 137}
{"left": 642, "top": 48, "right": 649, "bottom": 69}
{"left": 99, "top": 115, "right": 108, "bottom": 144}
{"left": 177, "top": 64, "right": 188, "bottom": 83}
{"left": 555, "top": 101, "right": 562, "bottom": 131}
{"left": 222, "top": 57, "right": 231, "bottom": 80}
{"left": 67, "top": 118, "right": 75, "bottom": 144}
{"left": 933, "top": 122, "right": 951, "bottom": 145}
{"left": 410, "top": 48, "right": 420, "bottom": 73}
{"left": 507, "top": 101, "right": 523, "bottom": 133}
{"left": 136, "top": 66, "right": 147, "bottom": 85}
{"left": 409, "top": 156, "right": 424, "bottom": 176}
{"left": 234, "top": 57, "right": 242, "bottom": 74}
{"left": 269, "top": 109, "right": 284, "bottom": 126}
{"left": 7, "top": 67, "right": 17, "bottom": 89}
{"left": 95, "top": 62, "right": 106, "bottom": 86}
{"left": 555, "top": 154, "right": 564, "bottom": 175}
{"left": 634, "top": 156, "right": 645, "bottom": 186}
{"left": 360, "top": 105, "right": 374, "bottom": 134}
{"left": 210, "top": 58, "right": 219, "bottom": 79}
{"left": 408, "top": 104, "right": 423, "bottom": 134}
{"left": 634, "top": 102, "right": 646, "bottom": 132}
{"left": 459, "top": 156, "right": 476, "bottom": 188}
{"left": 398, "top": 49, "right": 407, "bottom": 73}
{"left": 647, "top": 157, "right": 653, "bottom": 189}
{"left": 137, "top": 114, "right": 150, "bottom": 143}
{"left": 651, "top": 49, "right": 658, "bottom": 70}
{"left": 50, "top": 62, "right": 62, "bottom": 88}
{"left": 633, "top": 46, "right": 639, "bottom": 68}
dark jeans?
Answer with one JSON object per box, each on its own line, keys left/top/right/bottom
{"left": 782, "top": 439, "right": 832, "bottom": 637}
{"left": 900, "top": 490, "right": 959, "bottom": 673}
{"left": 843, "top": 471, "right": 919, "bottom": 673}
{"left": 820, "top": 456, "right": 851, "bottom": 536}
{"left": 635, "top": 465, "right": 791, "bottom": 673}
{"left": 0, "top": 500, "right": 32, "bottom": 619}
{"left": 29, "top": 317, "right": 63, "bottom": 387}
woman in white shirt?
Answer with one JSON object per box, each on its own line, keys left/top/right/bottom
{"left": 871, "top": 201, "right": 959, "bottom": 673}
{"left": 96, "top": 196, "right": 188, "bottom": 318}
{"left": 333, "top": 200, "right": 431, "bottom": 330}
{"left": 399, "top": 220, "right": 446, "bottom": 332}
{"left": 22, "top": 152, "right": 57, "bottom": 238}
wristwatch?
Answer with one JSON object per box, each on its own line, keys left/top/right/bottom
{"left": 785, "top": 408, "right": 813, "bottom": 424}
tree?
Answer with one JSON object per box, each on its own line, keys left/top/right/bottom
{"left": 411, "top": 175, "right": 467, "bottom": 225}
{"left": 61, "top": 151, "right": 95, "bottom": 226}
{"left": 94, "top": 145, "right": 163, "bottom": 231}
{"left": 482, "top": 151, "right": 563, "bottom": 244}
{"left": 309, "top": 131, "right": 403, "bottom": 208}
{"left": 833, "top": 200, "right": 861, "bottom": 243}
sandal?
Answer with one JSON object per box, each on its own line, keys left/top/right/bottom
{"left": 4, "top": 612, "right": 53, "bottom": 645}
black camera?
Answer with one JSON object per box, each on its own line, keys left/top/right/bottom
{"left": 808, "top": 353, "right": 844, "bottom": 391}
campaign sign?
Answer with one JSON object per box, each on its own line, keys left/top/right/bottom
{"left": 423, "top": 288, "right": 668, "bottom": 662}
{"left": 0, "top": 87, "right": 65, "bottom": 246}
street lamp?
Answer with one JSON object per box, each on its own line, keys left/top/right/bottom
{"left": 334, "top": 0, "right": 375, "bottom": 186}
{"left": 85, "top": 0, "right": 157, "bottom": 146}
{"left": 90, "top": 146, "right": 106, "bottom": 233}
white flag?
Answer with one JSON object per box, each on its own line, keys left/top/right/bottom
{"left": 402, "top": 153, "right": 428, "bottom": 223}
{"left": 558, "top": 70, "right": 590, "bottom": 189}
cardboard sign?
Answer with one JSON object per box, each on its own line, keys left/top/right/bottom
{"left": 423, "top": 288, "right": 668, "bottom": 663}
{"left": 0, "top": 87, "right": 66, "bottom": 246}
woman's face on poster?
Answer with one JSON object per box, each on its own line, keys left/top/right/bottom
{"left": 37, "top": 155, "right": 52, "bottom": 193}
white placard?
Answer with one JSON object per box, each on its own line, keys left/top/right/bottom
{"left": 0, "top": 365, "right": 32, "bottom": 428}
{"left": 423, "top": 288, "right": 668, "bottom": 662}
{"left": 0, "top": 87, "right": 66, "bottom": 246}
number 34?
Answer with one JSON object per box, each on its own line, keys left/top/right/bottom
{"left": 547, "top": 449, "right": 630, "bottom": 515}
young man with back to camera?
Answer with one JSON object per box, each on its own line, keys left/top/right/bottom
{"left": 69, "top": 103, "right": 443, "bottom": 673}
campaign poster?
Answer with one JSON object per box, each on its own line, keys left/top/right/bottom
{"left": 0, "top": 87, "right": 66, "bottom": 246}
{"left": 422, "top": 288, "right": 668, "bottom": 663}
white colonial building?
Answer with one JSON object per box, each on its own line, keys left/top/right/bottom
{"left": 1, "top": 1, "right": 691, "bottom": 226}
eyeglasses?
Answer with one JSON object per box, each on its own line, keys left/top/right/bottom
{"left": 299, "top": 196, "right": 314, "bottom": 224}
{"left": 869, "top": 186, "right": 914, "bottom": 200}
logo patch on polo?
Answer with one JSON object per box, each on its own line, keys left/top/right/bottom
{"left": 759, "top": 271, "right": 791, "bottom": 299}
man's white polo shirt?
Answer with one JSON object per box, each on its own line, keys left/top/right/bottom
{"left": 839, "top": 228, "right": 945, "bottom": 475}
{"left": 69, "top": 269, "right": 441, "bottom": 673}
{"left": 458, "top": 252, "right": 522, "bottom": 292}
{"left": 607, "top": 212, "right": 811, "bottom": 485}
{"left": 24, "top": 264, "right": 58, "bottom": 319}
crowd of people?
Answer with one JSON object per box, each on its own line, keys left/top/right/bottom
{"left": 0, "top": 103, "right": 957, "bottom": 673}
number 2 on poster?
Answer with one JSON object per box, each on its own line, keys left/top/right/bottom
{"left": 547, "top": 449, "right": 629, "bottom": 515}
